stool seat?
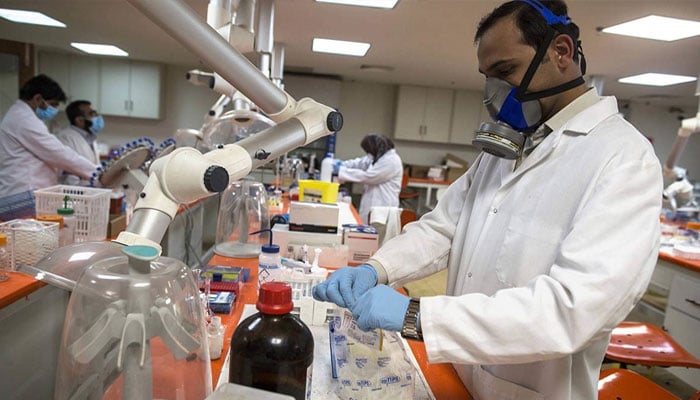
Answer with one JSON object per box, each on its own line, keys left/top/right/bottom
{"left": 598, "top": 368, "right": 680, "bottom": 400}
{"left": 606, "top": 321, "right": 700, "bottom": 368}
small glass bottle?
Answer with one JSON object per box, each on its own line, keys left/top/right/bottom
{"left": 0, "top": 233, "right": 9, "bottom": 282}
{"left": 229, "top": 282, "right": 314, "bottom": 400}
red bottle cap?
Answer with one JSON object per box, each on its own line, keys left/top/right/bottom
{"left": 257, "top": 282, "right": 294, "bottom": 315}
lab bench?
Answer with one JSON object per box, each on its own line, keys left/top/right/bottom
{"left": 0, "top": 198, "right": 472, "bottom": 399}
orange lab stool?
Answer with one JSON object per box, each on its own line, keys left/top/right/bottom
{"left": 605, "top": 321, "right": 700, "bottom": 368}
{"left": 598, "top": 368, "right": 680, "bottom": 400}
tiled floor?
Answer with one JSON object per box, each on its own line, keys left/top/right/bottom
{"left": 402, "top": 272, "right": 698, "bottom": 399}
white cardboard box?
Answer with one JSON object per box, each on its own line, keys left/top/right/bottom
{"left": 288, "top": 201, "right": 340, "bottom": 233}
{"left": 342, "top": 225, "right": 379, "bottom": 265}
{"left": 272, "top": 224, "right": 348, "bottom": 267}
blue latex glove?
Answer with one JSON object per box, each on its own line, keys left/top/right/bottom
{"left": 312, "top": 264, "right": 378, "bottom": 308}
{"left": 351, "top": 285, "right": 410, "bottom": 332}
{"left": 332, "top": 159, "right": 343, "bottom": 175}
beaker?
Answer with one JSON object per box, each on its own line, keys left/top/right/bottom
{"left": 214, "top": 180, "right": 270, "bottom": 258}
{"left": 53, "top": 244, "right": 212, "bottom": 400}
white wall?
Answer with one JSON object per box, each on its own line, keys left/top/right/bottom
{"left": 625, "top": 100, "right": 700, "bottom": 181}
{"left": 90, "top": 65, "right": 695, "bottom": 180}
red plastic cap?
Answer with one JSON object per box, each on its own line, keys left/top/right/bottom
{"left": 257, "top": 282, "right": 294, "bottom": 314}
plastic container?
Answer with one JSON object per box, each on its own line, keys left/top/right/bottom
{"left": 208, "top": 316, "right": 225, "bottom": 360}
{"left": 54, "top": 244, "right": 212, "bottom": 400}
{"left": 34, "top": 185, "right": 111, "bottom": 241}
{"left": 252, "top": 228, "right": 282, "bottom": 289}
{"left": 0, "top": 219, "right": 59, "bottom": 269}
{"left": 214, "top": 180, "right": 269, "bottom": 258}
{"left": 229, "top": 282, "right": 314, "bottom": 400}
{"left": 57, "top": 196, "right": 76, "bottom": 247}
{"left": 0, "top": 233, "right": 8, "bottom": 282}
{"left": 320, "top": 152, "right": 334, "bottom": 182}
{"left": 297, "top": 180, "right": 339, "bottom": 204}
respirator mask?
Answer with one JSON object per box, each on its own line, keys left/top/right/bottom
{"left": 472, "top": 0, "right": 586, "bottom": 159}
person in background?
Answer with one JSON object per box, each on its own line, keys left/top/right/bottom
{"left": 334, "top": 133, "right": 403, "bottom": 223}
{"left": 313, "top": 1, "right": 662, "bottom": 399}
{"left": 0, "top": 75, "right": 98, "bottom": 195}
{"left": 57, "top": 100, "right": 103, "bottom": 185}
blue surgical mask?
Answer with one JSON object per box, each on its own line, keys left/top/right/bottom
{"left": 36, "top": 104, "right": 58, "bottom": 121}
{"left": 90, "top": 115, "right": 105, "bottom": 133}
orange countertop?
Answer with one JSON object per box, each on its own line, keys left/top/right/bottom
{"left": 407, "top": 177, "right": 452, "bottom": 186}
{"left": 0, "top": 271, "right": 46, "bottom": 309}
{"left": 658, "top": 251, "right": 700, "bottom": 274}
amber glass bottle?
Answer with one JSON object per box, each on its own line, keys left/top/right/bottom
{"left": 229, "top": 282, "right": 314, "bottom": 400}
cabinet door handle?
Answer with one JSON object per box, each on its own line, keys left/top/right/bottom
{"left": 685, "top": 298, "right": 700, "bottom": 308}
{"left": 124, "top": 100, "right": 129, "bottom": 110}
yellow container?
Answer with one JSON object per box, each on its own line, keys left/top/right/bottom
{"left": 298, "top": 180, "right": 339, "bottom": 204}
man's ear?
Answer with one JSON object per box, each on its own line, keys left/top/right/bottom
{"left": 31, "top": 93, "right": 43, "bottom": 107}
{"left": 552, "top": 34, "right": 575, "bottom": 67}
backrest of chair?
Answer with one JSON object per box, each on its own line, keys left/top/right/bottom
{"left": 401, "top": 173, "right": 409, "bottom": 189}
{"left": 400, "top": 209, "right": 417, "bottom": 228}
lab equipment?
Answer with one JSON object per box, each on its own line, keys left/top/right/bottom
{"left": 34, "top": 185, "right": 112, "bottom": 242}
{"left": 312, "top": 264, "right": 378, "bottom": 309}
{"left": 215, "top": 180, "right": 269, "bottom": 258}
{"left": 57, "top": 196, "right": 76, "bottom": 246}
{"left": 54, "top": 245, "right": 212, "bottom": 400}
{"left": 252, "top": 228, "right": 282, "bottom": 289}
{"left": 207, "top": 316, "right": 225, "bottom": 360}
{"left": 0, "top": 219, "right": 59, "bottom": 269}
{"left": 0, "top": 233, "right": 8, "bottom": 281}
{"left": 297, "top": 179, "right": 339, "bottom": 203}
{"left": 229, "top": 282, "right": 314, "bottom": 400}
{"left": 320, "top": 152, "right": 335, "bottom": 182}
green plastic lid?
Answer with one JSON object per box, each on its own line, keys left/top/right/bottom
{"left": 58, "top": 195, "right": 75, "bottom": 215}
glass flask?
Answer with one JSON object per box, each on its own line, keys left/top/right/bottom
{"left": 53, "top": 245, "right": 212, "bottom": 400}
{"left": 214, "top": 180, "right": 269, "bottom": 258}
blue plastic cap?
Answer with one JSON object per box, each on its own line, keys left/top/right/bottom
{"left": 262, "top": 244, "right": 280, "bottom": 254}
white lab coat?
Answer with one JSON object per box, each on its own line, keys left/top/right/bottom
{"left": 370, "top": 95, "right": 662, "bottom": 399}
{"left": 0, "top": 100, "right": 97, "bottom": 195}
{"left": 56, "top": 125, "right": 100, "bottom": 186}
{"left": 338, "top": 148, "right": 403, "bottom": 224}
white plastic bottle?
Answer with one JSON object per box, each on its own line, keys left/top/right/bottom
{"left": 258, "top": 242, "right": 282, "bottom": 289}
{"left": 0, "top": 233, "right": 9, "bottom": 282}
{"left": 320, "top": 152, "right": 335, "bottom": 182}
{"left": 57, "top": 196, "right": 76, "bottom": 246}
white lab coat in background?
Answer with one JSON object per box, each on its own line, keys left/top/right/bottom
{"left": 56, "top": 125, "right": 100, "bottom": 186}
{"left": 338, "top": 148, "right": 403, "bottom": 223}
{"left": 0, "top": 100, "right": 97, "bottom": 195}
{"left": 369, "top": 95, "right": 662, "bottom": 399}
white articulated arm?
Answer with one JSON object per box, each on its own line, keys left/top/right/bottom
{"left": 664, "top": 116, "right": 700, "bottom": 178}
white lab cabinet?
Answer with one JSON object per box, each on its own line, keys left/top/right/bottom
{"left": 99, "top": 59, "right": 162, "bottom": 119}
{"left": 38, "top": 52, "right": 100, "bottom": 108}
{"left": 449, "top": 89, "right": 485, "bottom": 145}
{"left": 394, "top": 85, "right": 453, "bottom": 143}
{"left": 663, "top": 273, "right": 700, "bottom": 388}
{"left": 39, "top": 51, "right": 162, "bottom": 119}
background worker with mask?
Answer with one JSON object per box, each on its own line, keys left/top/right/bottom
{"left": 313, "top": 1, "right": 663, "bottom": 399}
{"left": 0, "top": 75, "right": 99, "bottom": 195}
{"left": 57, "top": 100, "right": 104, "bottom": 186}
{"left": 334, "top": 133, "right": 403, "bottom": 223}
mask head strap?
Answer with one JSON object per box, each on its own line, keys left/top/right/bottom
{"left": 512, "top": 0, "right": 584, "bottom": 101}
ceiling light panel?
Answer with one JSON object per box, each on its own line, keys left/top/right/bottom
{"left": 0, "top": 8, "right": 66, "bottom": 27}
{"left": 312, "top": 38, "right": 370, "bottom": 57}
{"left": 71, "top": 43, "right": 129, "bottom": 57}
{"left": 315, "top": 0, "right": 399, "bottom": 9}
{"left": 618, "top": 73, "right": 697, "bottom": 87}
{"left": 602, "top": 15, "right": 700, "bottom": 41}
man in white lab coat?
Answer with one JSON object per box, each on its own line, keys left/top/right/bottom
{"left": 313, "top": 1, "right": 663, "bottom": 399}
{"left": 335, "top": 133, "right": 403, "bottom": 223}
{"left": 56, "top": 100, "right": 103, "bottom": 186}
{"left": 0, "top": 75, "right": 99, "bottom": 196}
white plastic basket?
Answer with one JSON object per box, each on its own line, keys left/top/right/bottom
{"left": 0, "top": 219, "right": 59, "bottom": 269}
{"left": 34, "top": 185, "right": 111, "bottom": 241}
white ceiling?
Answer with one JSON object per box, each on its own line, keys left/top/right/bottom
{"left": 1, "top": 0, "right": 699, "bottom": 113}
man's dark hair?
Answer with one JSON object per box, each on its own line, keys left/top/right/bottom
{"left": 66, "top": 100, "right": 92, "bottom": 126}
{"left": 361, "top": 133, "right": 394, "bottom": 164}
{"left": 474, "top": 0, "right": 581, "bottom": 62}
{"left": 19, "top": 74, "right": 67, "bottom": 102}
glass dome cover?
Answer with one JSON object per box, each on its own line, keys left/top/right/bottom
{"left": 202, "top": 109, "right": 275, "bottom": 150}
{"left": 53, "top": 245, "right": 212, "bottom": 400}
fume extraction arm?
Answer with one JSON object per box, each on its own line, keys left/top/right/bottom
{"left": 118, "top": 0, "right": 343, "bottom": 253}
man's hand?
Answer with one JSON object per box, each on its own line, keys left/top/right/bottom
{"left": 312, "top": 264, "right": 378, "bottom": 308}
{"left": 351, "top": 285, "right": 410, "bottom": 332}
